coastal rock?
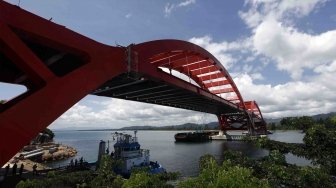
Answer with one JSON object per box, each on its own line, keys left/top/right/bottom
{"left": 42, "top": 145, "right": 77, "bottom": 161}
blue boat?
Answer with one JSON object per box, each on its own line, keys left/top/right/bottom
{"left": 97, "top": 131, "right": 165, "bottom": 176}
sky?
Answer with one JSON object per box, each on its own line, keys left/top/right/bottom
{"left": 1, "top": 0, "right": 336, "bottom": 129}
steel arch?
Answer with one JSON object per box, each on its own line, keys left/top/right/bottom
{"left": 132, "top": 40, "right": 246, "bottom": 107}
{"left": 0, "top": 1, "right": 267, "bottom": 167}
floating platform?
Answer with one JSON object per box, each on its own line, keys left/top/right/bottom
{"left": 210, "top": 131, "right": 267, "bottom": 141}
{"left": 174, "top": 131, "right": 218, "bottom": 142}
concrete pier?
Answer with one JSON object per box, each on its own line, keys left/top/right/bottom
{"left": 210, "top": 131, "right": 267, "bottom": 141}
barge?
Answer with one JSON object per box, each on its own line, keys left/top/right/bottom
{"left": 174, "top": 131, "right": 218, "bottom": 142}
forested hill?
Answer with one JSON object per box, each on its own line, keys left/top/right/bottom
{"left": 119, "top": 112, "right": 336, "bottom": 130}
{"left": 265, "top": 112, "right": 336, "bottom": 124}
{"left": 119, "top": 122, "right": 219, "bottom": 130}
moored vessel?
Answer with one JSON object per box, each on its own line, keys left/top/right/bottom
{"left": 97, "top": 131, "right": 165, "bottom": 176}
{"left": 174, "top": 131, "right": 217, "bottom": 142}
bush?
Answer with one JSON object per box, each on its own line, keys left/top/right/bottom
{"left": 178, "top": 157, "right": 270, "bottom": 188}
{"left": 122, "top": 172, "right": 173, "bottom": 188}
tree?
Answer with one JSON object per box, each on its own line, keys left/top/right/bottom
{"left": 327, "top": 115, "right": 336, "bottom": 128}
{"left": 90, "top": 155, "right": 120, "bottom": 187}
{"left": 279, "top": 116, "right": 315, "bottom": 131}
{"left": 122, "top": 172, "right": 172, "bottom": 188}
{"left": 268, "top": 123, "right": 276, "bottom": 130}
{"left": 178, "top": 158, "right": 270, "bottom": 188}
{"left": 296, "top": 116, "right": 315, "bottom": 131}
{"left": 303, "top": 125, "right": 336, "bottom": 174}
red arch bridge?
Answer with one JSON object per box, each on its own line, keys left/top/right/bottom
{"left": 0, "top": 1, "right": 267, "bottom": 166}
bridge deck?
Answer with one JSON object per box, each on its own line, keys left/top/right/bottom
{"left": 92, "top": 73, "right": 243, "bottom": 115}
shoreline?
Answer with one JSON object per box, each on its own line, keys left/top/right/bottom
{"left": 2, "top": 143, "right": 77, "bottom": 171}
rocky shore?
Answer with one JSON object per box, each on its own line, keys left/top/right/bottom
{"left": 2, "top": 143, "right": 77, "bottom": 171}
{"left": 42, "top": 144, "right": 77, "bottom": 161}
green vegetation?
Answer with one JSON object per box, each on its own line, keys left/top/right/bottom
{"left": 16, "top": 155, "right": 179, "bottom": 188}
{"left": 0, "top": 99, "right": 6, "bottom": 104}
{"left": 179, "top": 155, "right": 270, "bottom": 188}
{"left": 16, "top": 171, "right": 95, "bottom": 188}
{"left": 90, "top": 155, "right": 123, "bottom": 187}
{"left": 123, "top": 172, "right": 174, "bottom": 188}
{"left": 253, "top": 117, "right": 336, "bottom": 176}
{"left": 42, "top": 128, "right": 55, "bottom": 140}
{"left": 267, "top": 116, "right": 315, "bottom": 131}
{"left": 268, "top": 114, "right": 336, "bottom": 131}
{"left": 179, "top": 150, "right": 334, "bottom": 188}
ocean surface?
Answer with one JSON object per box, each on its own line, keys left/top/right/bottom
{"left": 49, "top": 130, "right": 310, "bottom": 177}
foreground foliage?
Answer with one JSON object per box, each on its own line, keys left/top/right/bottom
{"left": 16, "top": 155, "right": 178, "bottom": 188}
{"left": 180, "top": 150, "right": 335, "bottom": 188}
{"left": 179, "top": 155, "right": 269, "bottom": 188}
{"left": 252, "top": 123, "right": 336, "bottom": 176}
{"left": 16, "top": 171, "right": 95, "bottom": 188}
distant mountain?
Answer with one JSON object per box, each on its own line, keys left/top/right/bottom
{"left": 119, "top": 122, "right": 219, "bottom": 131}
{"left": 63, "top": 112, "right": 335, "bottom": 131}
{"left": 264, "top": 118, "right": 282, "bottom": 124}
{"left": 119, "top": 125, "right": 155, "bottom": 130}
{"left": 311, "top": 112, "right": 336, "bottom": 120}
{"left": 118, "top": 112, "right": 336, "bottom": 130}
{"left": 265, "top": 112, "right": 336, "bottom": 125}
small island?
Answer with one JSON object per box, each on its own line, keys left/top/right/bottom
{"left": 4, "top": 128, "right": 77, "bottom": 171}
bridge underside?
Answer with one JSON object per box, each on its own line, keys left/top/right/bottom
{"left": 93, "top": 73, "right": 243, "bottom": 115}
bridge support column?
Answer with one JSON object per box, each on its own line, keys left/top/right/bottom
{"left": 217, "top": 115, "right": 228, "bottom": 132}
{"left": 217, "top": 113, "right": 256, "bottom": 135}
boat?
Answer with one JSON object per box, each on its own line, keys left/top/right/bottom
{"left": 174, "top": 131, "right": 214, "bottom": 142}
{"left": 97, "top": 131, "right": 165, "bottom": 176}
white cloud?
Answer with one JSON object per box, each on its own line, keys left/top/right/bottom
{"left": 253, "top": 18, "right": 336, "bottom": 79}
{"left": 239, "top": 0, "right": 327, "bottom": 28}
{"left": 178, "top": 0, "right": 196, "bottom": 7}
{"left": 234, "top": 73, "right": 336, "bottom": 118}
{"left": 186, "top": 0, "right": 336, "bottom": 119}
{"left": 164, "top": 0, "right": 196, "bottom": 17}
{"left": 164, "top": 3, "right": 175, "bottom": 17}
{"left": 189, "top": 35, "right": 251, "bottom": 69}
{"left": 238, "top": 0, "right": 336, "bottom": 80}
{"left": 51, "top": 98, "right": 216, "bottom": 129}
{"left": 250, "top": 72, "right": 264, "bottom": 80}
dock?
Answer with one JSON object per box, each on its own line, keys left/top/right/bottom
{"left": 210, "top": 131, "right": 267, "bottom": 141}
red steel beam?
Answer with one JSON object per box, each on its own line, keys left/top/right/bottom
{"left": 175, "top": 60, "right": 213, "bottom": 72}
{"left": 211, "top": 87, "right": 234, "bottom": 94}
{"left": 204, "top": 79, "right": 230, "bottom": 88}
{"left": 190, "top": 65, "right": 218, "bottom": 75}
{"left": 149, "top": 52, "right": 183, "bottom": 65}
{"left": 0, "top": 1, "right": 267, "bottom": 166}
{"left": 197, "top": 72, "right": 225, "bottom": 81}
{"left": 151, "top": 52, "right": 188, "bottom": 66}
{"left": 168, "top": 55, "right": 200, "bottom": 69}
{"left": 0, "top": 1, "right": 127, "bottom": 166}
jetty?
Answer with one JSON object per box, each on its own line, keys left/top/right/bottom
{"left": 210, "top": 131, "right": 267, "bottom": 141}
